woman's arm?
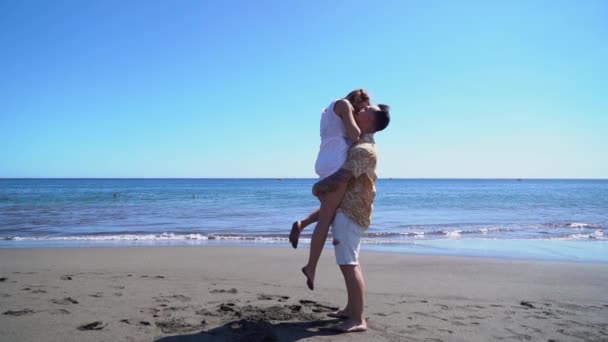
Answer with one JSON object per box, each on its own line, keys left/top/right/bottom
{"left": 334, "top": 99, "right": 361, "bottom": 143}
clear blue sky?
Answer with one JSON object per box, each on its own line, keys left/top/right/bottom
{"left": 1, "top": 0, "right": 606, "bottom": 178}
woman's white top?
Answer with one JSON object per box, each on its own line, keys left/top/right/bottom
{"left": 314, "top": 100, "right": 351, "bottom": 179}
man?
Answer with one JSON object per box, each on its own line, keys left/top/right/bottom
{"left": 312, "top": 104, "right": 390, "bottom": 333}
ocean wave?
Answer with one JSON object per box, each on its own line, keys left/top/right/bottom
{"left": 568, "top": 222, "right": 593, "bottom": 229}
{"left": 2, "top": 226, "right": 518, "bottom": 243}
{"left": 3, "top": 227, "right": 606, "bottom": 244}
{"left": 542, "top": 222, "right": 602, "bottom": 229}
{"left": 6, "top": 233, "right": 289, "bottom": 242}
{"left": 556, "top": 230, "right": 605, "bottom": 240}
{"left": 445, "top": 230, "right": 462, "bottom": 238}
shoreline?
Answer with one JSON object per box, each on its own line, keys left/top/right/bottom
{"left": 1, "top": 246, "right": 607, "bottom": 341}
{"left": 1, "top": 238, "right": 607, "bottom": 264}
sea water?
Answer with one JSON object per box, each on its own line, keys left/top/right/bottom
{"left": 1, "top": 179, "right": 606, "bottom": 262}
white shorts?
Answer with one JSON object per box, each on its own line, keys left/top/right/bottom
{"left": 331, "top": 211, "right": 365, "bottom": 265}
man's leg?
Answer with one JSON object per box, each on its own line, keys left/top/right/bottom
{"left": 329, "top": 212, "right": 366, "bottom": 332}
{"left": 335, "top": 264, "right": 366, "bottom": 332}
{"left": 328, "top": 261, "right": 365, "bottom": 319}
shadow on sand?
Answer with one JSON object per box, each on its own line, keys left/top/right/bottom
{"left": 154, "top": 318, "right": 343, "bottom": 342}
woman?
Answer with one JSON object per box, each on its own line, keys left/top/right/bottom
{"left": 290, "top": 89, "right": 370, "bottom": 290}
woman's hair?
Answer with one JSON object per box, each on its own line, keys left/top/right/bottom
{"left": 344, "top": 89, "right": 370, "bottom": 109}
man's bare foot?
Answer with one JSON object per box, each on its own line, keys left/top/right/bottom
{"left": 327, "top": 308, "right": 351, "bottom": 319}
{"left": 301, "top": 266, "right": 314, "bottom": 291}
{"left": 289, "top": 221, "right": 302, "bottom": 249}
{"left": 333, "top": 318, "right": 367, "bottom": 333}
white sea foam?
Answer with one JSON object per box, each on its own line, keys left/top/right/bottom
{"left": 8, "top": 233, "right": 290, "bottom": 243}
{"left": 592, "top": 230, "right": 604, "bottom": 239}
{"left": 558, "top": 230, "right": 605, "bottom": 240}
{"left": 445, "top": 230, "right": 462, "bottom": 238}
{"left": 568, "top": 223, "right": 591, "bottom": 228}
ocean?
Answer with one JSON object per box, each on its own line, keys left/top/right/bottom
{"left": 1, "top": 178, "right": 607, "bottom": 262}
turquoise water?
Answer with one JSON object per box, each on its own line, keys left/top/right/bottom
{"left": 1, "top": 178, "right": 607, "bottom": 261}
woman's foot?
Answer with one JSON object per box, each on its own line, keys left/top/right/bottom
{"left": 333, "top": 318, "right": 367, "bottom": 333}
{"left": 289, "top": 221, "right": 302, "bottom": 249}
{"left": 301, "top": 266, "right": 315, "bottom": 291}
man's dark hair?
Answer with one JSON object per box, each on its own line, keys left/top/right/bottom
{"left": 374, "top": 104, "right": 390, "bottom": 132}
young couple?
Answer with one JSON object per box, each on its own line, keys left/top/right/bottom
{"left": 290, "top": 89, "right": 390, "bottom": 332}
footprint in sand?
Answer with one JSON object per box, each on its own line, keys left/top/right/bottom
{"left": 520, "top": 301, "right": 535, "bottom": 309}
{"left": 161, "top": 305, "right": 191, "bottom": 314}
{"left": 60, "top": 275, "right": 73, "bottom": 281}
{"left": 210, "top": 288, "right": 238, "bottom": 294}
{"left": 122, "top": 319, "right": 151, "bottom": 326}
{"left": 77, "top": 321, "right": 107, "bottom": 331}
{"left": 451, "top": 320, "right": 467, "bottom": 326}
{"left": 195, "top": 308, "right": 216, "bottom": 317}
{"left": 257, "top": 294, "right": 289, "bottom": 302}
{"left": 155, "top": 317, "right": 204, "bottom": 334}
{"left": 298, "top": 299, "right": 338, "bottom": 313}
{"left": 50, "top": 309, "right": 71, "bottom": 315}
{"left": 21, "top": 287, "right": 47, "bottom": 294}
{"left": 215, "top": 302, "right": 320, "bottom": 322}
{"left": 51, "top": 297, "right": 79, "bottom": 305}
{"left": 89, "top": 292, "right": 104, "bottom": 298}
{"left": 140, "top": 275, "right": 165, "bottom": 279}
{"left": 3, "top": 309, "right": 35, "bottom": 316}
{"left": 0, "top": 277, "right": 7, "bottom": 282}
{"left": 145, "top": 308, "right": 161, "bottom": 317}
{"left": 155, "top": 294, "right": 191, "bottom": 303}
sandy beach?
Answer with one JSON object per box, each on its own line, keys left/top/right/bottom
{"left": 1, "top": 246, "right": 607, "bottom": 342}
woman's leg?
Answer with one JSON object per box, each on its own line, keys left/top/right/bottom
{"left": 290, "top": 207, "right": 320, "bottom": 248}
{"left": 301, "top": 181, "right": 348, "bottom": 290}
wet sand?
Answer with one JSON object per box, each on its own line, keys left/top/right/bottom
{"left": 1, "top": 246, "right": 607, "bottom": 341}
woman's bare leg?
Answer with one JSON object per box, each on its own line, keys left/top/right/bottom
{"left": 301, "top": 182, "right": 348, "bottom": 290}
{"left": 290, "top": 208, "right": 320, "bottom": 248}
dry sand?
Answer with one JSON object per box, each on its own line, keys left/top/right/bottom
{"left": 1, "top": 246, "right": 607, "bottom": 342}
